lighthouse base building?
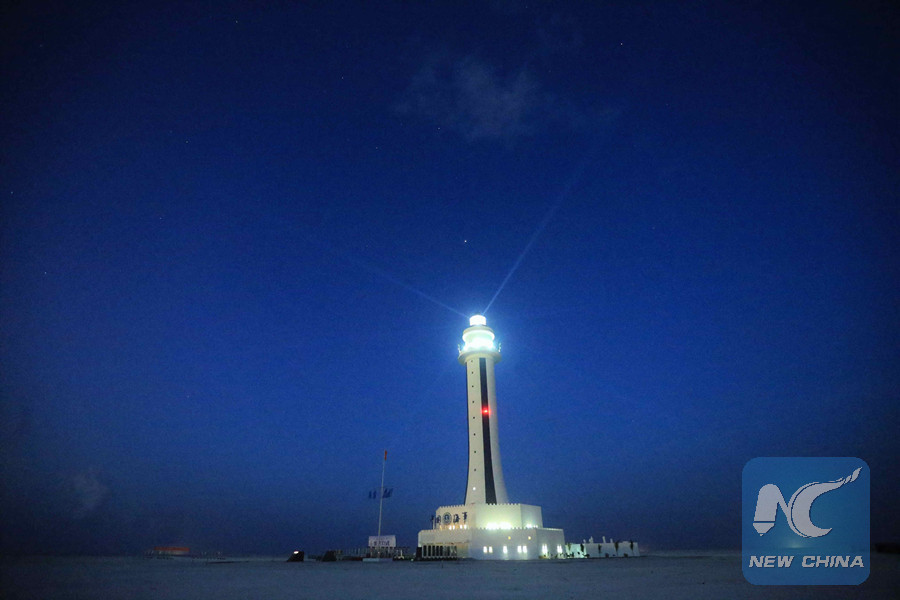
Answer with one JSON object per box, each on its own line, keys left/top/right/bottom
{"left": 418, "top": 502, "right": 566, "bottom": 560}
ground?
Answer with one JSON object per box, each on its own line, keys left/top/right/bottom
{"left": 2, "top": 552, "right": 898, "bottom": 599}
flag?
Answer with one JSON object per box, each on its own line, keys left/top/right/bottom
{"left": 369, "top": 488, "right": 394, "bottom": 499}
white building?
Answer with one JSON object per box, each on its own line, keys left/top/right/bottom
{"left": 565, "top": 536, "right": 641, "bottom": 558}
{"left": 417, "top": 315, "right": 565, "bottom": 559}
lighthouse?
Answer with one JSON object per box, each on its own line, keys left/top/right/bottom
{"left": 417, "top": 315, "right": 566, "bottom": 560}
{"left": 460, "top": 314, "right": 508, "bottom": 505}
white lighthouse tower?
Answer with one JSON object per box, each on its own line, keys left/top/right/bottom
{"left": 460, "top": 314, "right": 508, "bottom": 505}
{"left": 417, "top": 315, "right": 566, "bottom": 560}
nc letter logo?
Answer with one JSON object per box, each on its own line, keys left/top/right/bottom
{"left": 752, "top": 467, "right": 861, "bottom": 537}
{"left": 742, "top": 457, "right": 869, "bottom": 586}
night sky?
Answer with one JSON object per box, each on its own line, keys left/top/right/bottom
{"left": 1, "top": 1, "right": 897, "bottom": 556}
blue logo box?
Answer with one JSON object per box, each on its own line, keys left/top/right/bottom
{"left": 742, "top": 457, "right": 869, "bottom": 585}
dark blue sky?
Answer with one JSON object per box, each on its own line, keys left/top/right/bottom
{"left": 1, "top": 1, "right": 897, "bottom": 555}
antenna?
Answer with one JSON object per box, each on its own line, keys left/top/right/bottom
{"left": 376, "top": 450, "right": 387, "bottom": 555}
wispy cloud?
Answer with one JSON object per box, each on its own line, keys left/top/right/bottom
{"left": 71, "top": 469, "right": 110, "bottom": 519}
{"left": 399, "top": 56, "right": 539, "bottom": 141}
{"left": 398, "top": 54, "right": 614, "bottom": 143}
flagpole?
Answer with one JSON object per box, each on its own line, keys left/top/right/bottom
{"left": 376, "top": 449, "right": 386, "bottom": 556}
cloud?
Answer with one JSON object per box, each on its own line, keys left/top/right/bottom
{"left": 398, "top": 56, "right": 539, "bottom": 142}
{"left": 71, "top": 469, "right": 110, "bottom": 519}
{"left": 398, "top": 54, "right": 615, "bottom": 143}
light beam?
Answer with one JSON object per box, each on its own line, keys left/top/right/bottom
{"left": 307, "top": 235, "right": 467, "bottom": 318}
{"left": 483, "top": 158, "right": 589, "bottom": 315}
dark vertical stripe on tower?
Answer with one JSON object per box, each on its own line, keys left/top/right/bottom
{"left": 479, "top": 358, "right": 497, "bottom": 504}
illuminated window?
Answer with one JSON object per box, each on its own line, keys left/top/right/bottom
{"left": 483, "top": 546, "right": 487, "bottom": 553}
{"left": 502, "top": 546, "right": 507, "bottom": 554}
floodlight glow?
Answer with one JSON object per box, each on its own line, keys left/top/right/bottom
{"left": 461, "top": 327, "right": 495, "bottom": 352}
{"left": 469, "top": 314, "right": 487, "bottom": 326}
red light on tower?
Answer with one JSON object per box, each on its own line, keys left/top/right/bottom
{"left": 482, "top": 407, "right": 490, "bottom": 415}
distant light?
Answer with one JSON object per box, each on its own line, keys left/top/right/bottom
{"left": 482, "top": 408, "right": 489, "bottom": 415}
{"left": 293, "top": 550, "right": 299, "bottom": 554}
{"left": 469, "top": 314, "right": 487, "bottom": 326}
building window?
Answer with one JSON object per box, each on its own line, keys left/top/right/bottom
{"left": 502, "top": 546, "right": 507, "bottom": 554}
